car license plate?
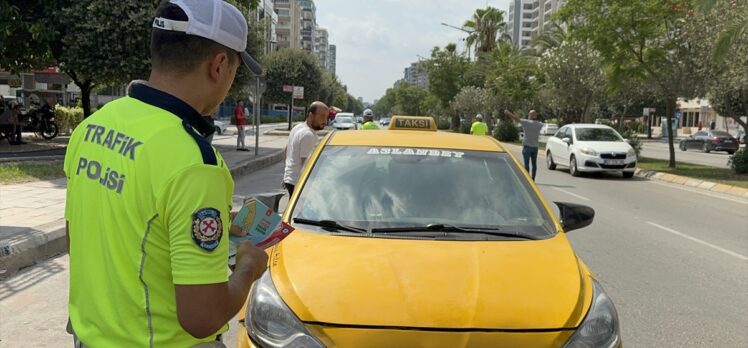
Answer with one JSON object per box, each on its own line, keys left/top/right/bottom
{"left": 605, "top": 159, "right": 624, "bottom": 165}
{"left": 724, "top": 140, "right": 733, "bottom": 143}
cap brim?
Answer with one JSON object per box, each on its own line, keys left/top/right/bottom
{"left": 240, "top": 51, "right": 262, "bottom": 75}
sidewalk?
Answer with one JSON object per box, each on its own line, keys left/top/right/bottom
{"left": 0, "top": 133, "right": 290, "bottom": 278}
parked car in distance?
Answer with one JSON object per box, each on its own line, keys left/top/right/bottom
{"left": 213, "top": 120, "right": 228, "bottom": 135}
{"left": 541, "top": 123, "right": 559, "bottom": 135}
{"left": 379, "top": 117, "right": 391, "bottom": 126}
{"left": 679, "top": 130, "right": 739, "bottom": 154}
{"left": 333, "top": 113, "right": 357, "bottom": 130}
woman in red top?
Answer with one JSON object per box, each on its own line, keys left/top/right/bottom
{"left": 235, "top": 101, "right": 248, "bottom": 151}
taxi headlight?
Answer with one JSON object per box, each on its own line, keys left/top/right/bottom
{"left": 564, "top": 279, "right": 621, "bottom": 348}
{"left": 246, "top": 271, "right": 325, "bottom": 348}
{"left": 579, "top": 147, "right": 598, "bottom": 156}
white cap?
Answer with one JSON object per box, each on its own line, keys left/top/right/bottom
{"left": 153, "top": 0, "right": 262, "bottom": 75}
{"left": 475, "top": 114, "right": 483, "bottom": 120}
{"left": 363, "top": 109, "right": 373, "bottom": 117}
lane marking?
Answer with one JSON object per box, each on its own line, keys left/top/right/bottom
{"left": 647, "top": 181, "right": 748, "bottom": 205}
{"left": 551, "top": 187, "right": 591, "bottom": 201}
{"left": 647, "top": 222, "right": 748, "bottom": 261}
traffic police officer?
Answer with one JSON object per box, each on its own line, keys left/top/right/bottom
{"left": 470, "top": 114, "right": 488, "bottom": 136}
{"left": 64, "top": 1, "right": 267, "bottom": 346}
{"left": 361, "top": 109, "right": 379, "bottom": 130}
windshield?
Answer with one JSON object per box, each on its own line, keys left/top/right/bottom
{"left": 336, "top": 116, "right": 353, "bottom": 123}
{"left": 575, "top": 128, "right": 623, "bottom": 142}
{"left": 712, "top": 131, "right": 731, "bottom": 137}
{"left": 291, "top": 146, "right": 555, "bottom": 239}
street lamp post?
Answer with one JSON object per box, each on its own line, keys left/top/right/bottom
{"left": 440, "top": 22, "right": 474, "bottom": 60}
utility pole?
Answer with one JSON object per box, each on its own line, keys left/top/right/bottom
{"left": 440, "top": 22, "right": 474, "bottom": 60}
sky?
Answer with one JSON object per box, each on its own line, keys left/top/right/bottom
{"left": 315, "top": 0, "right": 512, "bottom": 104}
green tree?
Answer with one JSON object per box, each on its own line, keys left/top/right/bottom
{"left": 394, "top": 84, "right": 429, "bottom": 115}
{"left": 424, "top": 43, "right": 470, "bottom": 129}
{"left": 463, "top": 7, "right": 509, "bottom": 58}
{"left": 560, "top": 0, "right": 708, "bottom": 168}
{"left": 537, "top": 40, "right": 605, "bottom": 124}
{"left": 696, "top": 0, "right": 748, "bottom": 131}
{"left": 57, "top": 0, "right": 160, "bottom": 117}
{"left": 0, "top": 0, "right": 260, "bottom": 117}
{"left": 451, "top": 86, "right": 499, "bottom": 130}
{"left": 0, "top": 0, "right": 56, "bottom": 73}
{"left": 263, "top": 48, "right": 323, "bottom": 110}
{"left": 527, "top": 22, "right": 569, "bottom": 57}
{"left": 488, "top": 42, "right": 540, "bottom": 115}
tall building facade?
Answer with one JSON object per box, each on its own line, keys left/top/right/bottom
{"left": 403, "top": 62, "right": 429, "bottom": 89}
{"left": 314, "top": 26, "right": 329, "bottom": 70}
{"left": 299, "top": 0, "right": 316, "bottom": 52}
{"left": 327, "top": 44, "right": 336, "bottom": 75}
{"left": 507, "top": 0, "right": 566, "bottom": 49}
{"left": 273, "top": 0, "right": 301, "bottom": 49}
{"left": 257, "top": 0, "right": 278, "bottom": 53}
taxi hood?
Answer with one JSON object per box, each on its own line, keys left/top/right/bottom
{"left": 270, "top": 230, "right": 591, "bottom": 330}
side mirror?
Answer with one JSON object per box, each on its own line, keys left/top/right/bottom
{"left": 554, "top": 202, "right": 595, "bottom": 232}
{"left": 562, "top": 137, "right": 571, "bottom": 145}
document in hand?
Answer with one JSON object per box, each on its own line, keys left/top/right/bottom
{"left": 230, "top": 196, "right": 295, "bottom": 253}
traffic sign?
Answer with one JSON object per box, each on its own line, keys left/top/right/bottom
{"left": 293, "top": 86, "right": 304, "bottom": 99}
{"left": 283, "top": 85, "right": 293, "bottom": 92}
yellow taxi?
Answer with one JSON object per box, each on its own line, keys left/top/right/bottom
{"left": 236, "top": 116, "right": 622, "bottom": 348}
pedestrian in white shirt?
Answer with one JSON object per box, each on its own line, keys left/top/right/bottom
{"left": 283, "top": 101, "right": 329, "bottom": 196}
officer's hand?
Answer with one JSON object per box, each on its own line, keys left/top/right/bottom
{"left": 234, "top": 241, "right": 268, "bottom": 279}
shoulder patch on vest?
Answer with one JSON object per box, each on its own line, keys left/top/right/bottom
{"left": 192, "top": 208, "right": 223, "bottom": 252}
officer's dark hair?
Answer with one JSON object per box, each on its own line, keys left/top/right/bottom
{"left": 151, "top": 1, "right": 238, "bottom": 74}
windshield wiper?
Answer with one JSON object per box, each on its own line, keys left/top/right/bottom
{"left": 293, "top": 218, "right": 368, "bottom": 233}
{"left": 371, "top": 224, "right": 538, "bottom": 240}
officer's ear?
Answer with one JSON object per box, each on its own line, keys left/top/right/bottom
{"left": 207, "top": 50, "right": 233, "bottom": 83}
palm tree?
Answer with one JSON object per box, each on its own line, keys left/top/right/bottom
{"left": 700, "top": 0, "right": 748, "bottom": 61}
{"left": 526, "top": 22, "right": 569, "bottom": 57}
{"left": 463, "top": 7, "right": 510, "bottom": 58}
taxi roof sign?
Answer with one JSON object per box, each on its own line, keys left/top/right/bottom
{"left": 388, "top": 116, "right": 437, "bottom": 131}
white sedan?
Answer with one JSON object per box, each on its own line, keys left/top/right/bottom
{"left": 546, "top": 124, "right": 637, "bottom": 178}
{"left": 333, "top": 114, "right": 357, "bottom": 130}
{"left": 541, "top": 123, "right": 559, "bottom": 135}
{"left": 213, "top": 120, "right": 228, "bottom": 135}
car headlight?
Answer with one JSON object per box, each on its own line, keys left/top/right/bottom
{"left": 579, "top": 147, "right": 598, "bottom": 156}
{"left": 564, "top": 279, "right": 621, "bottom": 348}
{"left": 627, "top": 148, "right": 636, "bottom": 157}
{"left": 246, "top": 271, "right": 325, "bottom": 348}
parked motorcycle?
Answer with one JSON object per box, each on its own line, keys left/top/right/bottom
{"left": 21, "top": 104, "right": 59, "bottom": 140}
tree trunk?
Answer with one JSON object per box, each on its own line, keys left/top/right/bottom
{"left": 80, "top": 81, "right": 93, "bottom": 118}
{"left": 452, "top": 113, "right": 460, "bottom": 131}
{"left": 620, "top": 104, "right": 628, "bottom": 130}
{"left": 67, "top": 71, "right": 94, "bottom": 118}
{"left": 665, "top": 97, "right": 676, "bottom": 169}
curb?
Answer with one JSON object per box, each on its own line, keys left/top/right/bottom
{"left": 0, "top": 220, "right": 67, "bottom": 279}
{"left": 0, "top": 150, "right": 287, "bottom": 279}
{"left": 0, "top": 155, "right": 65, "bottom": 163}
{"left": 229, "top": 149, "right": 285, "bottom": 179}
{"left": 634, "top": 168, "right": 748, "bottom": 199}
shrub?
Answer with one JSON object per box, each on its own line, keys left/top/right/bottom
{"left": 459, "top": 119, "right": 471, "bottom": 134}
{"left": 493, "top": 121, "right": 520, "bottom": 142}
{"left": 436, "top": 117, "right": 451, "bottom": 130}
{"left": 618, "top": 128, "right": 642, "bottom": 158}
{"left": 728, "top": 148, "right": 748, "bottom": 174}
{"left": 54, "top": 105, "right": 84, "bottom": 135}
